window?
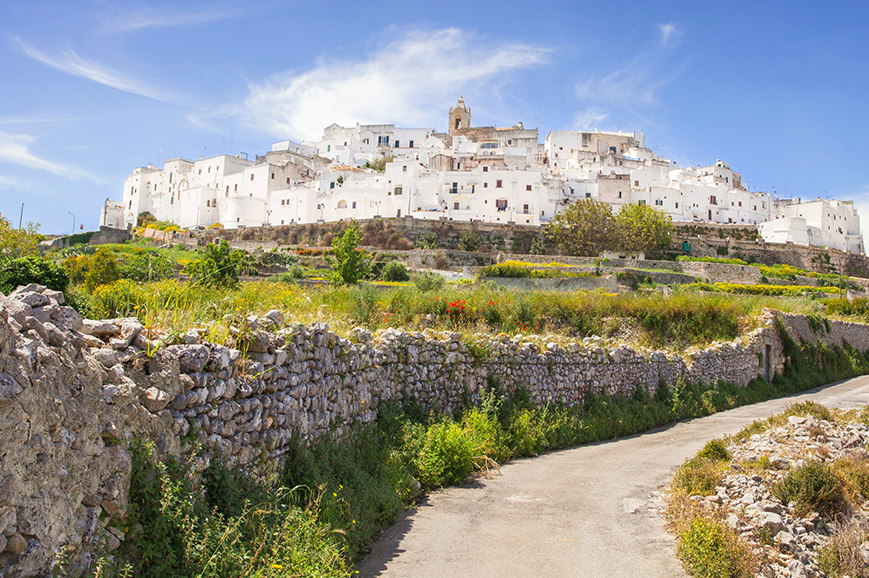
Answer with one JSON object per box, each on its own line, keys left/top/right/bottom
{"left": 271, "top": 173, "right": 275, "bottom": 179}
{"left": 617, "top": 192, "right": 622, "bottom": 199}
{"left": 250, "top": 174, "right": 255, "bottom": 181}
{"left": 234, "top": 184, "right": 238, "bottom": 192}
{"left": 526, "top": 184, "right": 532, "bottom": 191}
{"left": 496, "top": 199, "right": 507, "bottom": 212}
{"left": 456, "top": 162, "right": 461, "bottom": 169}
{"left": 352, "top": 201, "right": 357, "bottom": 209}
{"left": 409, "top": 140, "right": 414, "bottom": 148}
{"left": 128, "top": 200, "right": 132, "bottom": 209}
{"left": 287, "top": 177, "right": 291, "bottom": 184}
{"left": 483, "top": 166, "right": 488, "bottom": 172}
{"left": 655, "top": 199, "right": 663, "bottom": 206}
{"left": 496, "top": 180, "right": 503, "bottom": 188}
{"left": 454, "top": 202, "right": 460, "bottom": 210}
{"left": 330, "top": 182, "right": 335, "bottom": 189}
{"left": 523, "top": 204, "right": 529, "bottom": 214}
{"left": 709, "top": 195, "right": 717, "bottom": 205}
{"left": 208, "top": 167, "right": 211, "bottom": 173}
{"left": 484, "top": 182, "right": 488, "bottom": 188}
{"left": 206, "top": 200, "right": 210, "bottom": 207}
{"left": 338, "top": 200, "right": 347, "bottom": 209}
{"left": 738, "top": 201, "right": 742, "bottom": 207}
{"left": 198, "top": 169, "right": 202, "bottom": 175}
{"left": 675, "top": 202, "right": 679, "bottom": 209}
{"left": 634, "top": 180, "right": 639, "bottom": 186}
{"left": 585, "top": 192, "right": 591, "bottom": 198}
{"left": 394, "top": 186, "right": 403, "bottom": 196}
{"left": 378, "top": 135, "right": 390, "bottom": 146}
{"left": 169, "top": 173, "right": 172, "bottom": 183}
{"left": 402, "top": 165, "right": 407, "bottom": 172}
{"left": 394, "top": 140, "right": 400, "bottom": 148}
{"left": 226, "top": 186, "right": 229, "bottom": 194}
{"left": 281, "top": 199, "right": 285, "bottom": 206}
{"left": 638, "top": 200, "right": 646, "bottom": 206}
{"left": 450, "top": 182, "right": 458, "bottom": 194}
{"left": 480, "top": 142, "right": 498, "bottom": 149}
{"left": 327, "top": 144, "right": 331, "bottom": 152}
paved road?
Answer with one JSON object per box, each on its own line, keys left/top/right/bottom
{"left": 356, "top": 376, "right": 869, "bottom": 578}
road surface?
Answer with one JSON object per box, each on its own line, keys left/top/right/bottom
{"left": 356, "top": 376, "right": 869, "bottom": 578}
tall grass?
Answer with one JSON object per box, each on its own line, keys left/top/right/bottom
{"left": 73, "top": 278, "right": 825, "bottom": 350}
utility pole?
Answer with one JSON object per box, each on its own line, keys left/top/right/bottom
{"left": 18, "top": 203, "right": 23, "bottom": 229}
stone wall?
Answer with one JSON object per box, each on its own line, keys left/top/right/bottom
{"left": 1, "top": 285, "right": 869, "bottom": 576}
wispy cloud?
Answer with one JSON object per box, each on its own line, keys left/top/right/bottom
{"left": 10, "top": 36, "right": 176, "bottom": 102}
{"left": 0, "top": 131, "right": 102, "bottom": 182}
{"left": 572, "top": 107, "right": 609, "bottom": 130}
{"left": 0, "top": 175, "right": 38, "bottom": 191}
{"left": 203, "top": 28, "right": 550, "bottom": 141}
{"left": 658, "top": 22, "right": 680, "bottom": 47}
{"left": 98, "top": 4, "right": 245, "bottom": 34}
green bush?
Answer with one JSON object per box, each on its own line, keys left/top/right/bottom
{"left": 0, "top": 256, "right": 69, "bottom": 294}
{"left": 84, "top": 248, "right": 121, "bottom": 291}
{"left": 186, "top": 240, "right": 250, "bottom": 288}
{"left": 677, "top": 517, "right": 755, "bottom": 578}
{"left": 120, "top": 251, "right": 175, "bottom": 282}
{"left": 457, "top": 231, "right": 482, "bottom": 252}
{"left": 414, "top": 271, "right": 446, "bottom": 292}
{"left": 696, "top": 439, "right": 731, "bottom": 462}
{"left": 90, "top": 279, "right": 144, "bottom": 318}
{"left": 328, "top": 222, "right": 372, "bottom": 285}
{"left": 772, "top": 460, "right": 844, "bottom": 517}
{"left": 381, "top": 261, "right": 410, "bottom": 282}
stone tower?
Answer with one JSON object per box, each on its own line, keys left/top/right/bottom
{"left": 448, "top": 96, "right": 471, "bottom": 136}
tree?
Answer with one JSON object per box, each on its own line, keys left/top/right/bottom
{"left": 0, "top": 216, "right": 42, "bottom": 261}
{"left": 545, "top": 199, "right": 616, "bottom": 256}
{"left": 187, "top": 240, "right": 249, "bottom": 288}
{"left": 0, "top": 257, "right": 68, "bottom": 294}
{"left": 328, "top": 222, "right": 371, "bottom": 285}
{"left": 614, "top": 203, "right": 674, "bottom": 255}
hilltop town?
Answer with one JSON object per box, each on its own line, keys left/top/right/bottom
{"left": 102, "top": 98, "right": 864, "bottom": 255}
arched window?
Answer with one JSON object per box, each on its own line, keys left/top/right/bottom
{"left": 337, "top": 200, "right": 348, "bottom": 209}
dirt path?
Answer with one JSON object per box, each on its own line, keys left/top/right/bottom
{"left": 356, "top": 376, "right": 869, "bottom": 578}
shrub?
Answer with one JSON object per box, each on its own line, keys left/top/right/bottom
{"left": 771, "top": 460, "right": 844, "bottom": 517}
{"left": 120, "top": 251, "right": 175, "bottom": 282}
{"left": 328, "top": 222, "right": 372, "bottom": 285}
{"left": 0, "top": 256, "right": 69, "bottom": 294}
{"left": 457, "top": 231, "right": 482, "bottom": 252}
{"left": 404, "top": 418, "right": 477, "bottom": 488}
{"left": 696, "top": 439, "right": 731, "bottom": 462}
{"left": 818, "top": 519, "right": 869, "bottom": 578}
{"left": 414, "top": 271, "right": 446, "bottom": 292}
{"left": 672, "top": 458, "right": 728, "bottom": 496}
{"left": 677, "top": 517, "right": 756, "bottom": 578}
{"left": 84, "top": 248, "right": 121, "bottom": 291}
{"left": 380, "top": 261, "right": 410, "bottom": 282}
{"left": 90, "top": 279, "right": 144, "bottom": 318}
{"left": 416, "top": 231, "right": 439, "bottom": 250}
{"left": 187, "top": 240, "right": 249, "bottom": 288}
{"left": 349, "top": 283, "right": 380, "bottom": 327}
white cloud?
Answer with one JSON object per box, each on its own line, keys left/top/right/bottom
{"left": 0, "top": 131, "right": 102, "bottom": 182}
{"left": 0, "top": 175, "right": 37, "bottom": 191}
{"left": 98, "top": 5, "right": 245, "bottom": 34}
{"left": 10, "top": 36, "right": 175, "bottom": 102}
{"left": 572, "top": 107, "right": 609, "bottom": 130}
{"left": 575, "top": 53, "right": 682, "bottom": 108}
{"left": 658, "top": 22, "right": 680, "bottom": 47}
{"left": 214, "top": 28, "right": 549, "bottom": 141}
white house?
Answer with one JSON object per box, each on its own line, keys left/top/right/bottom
{"left": 106, "top": 98, "right": 864, "bottom": 254}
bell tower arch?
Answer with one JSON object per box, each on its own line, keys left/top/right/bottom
{"left": 448, "top": 96, "right": 471, "bottom": 136}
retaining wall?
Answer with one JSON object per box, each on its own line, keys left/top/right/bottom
{"left": 1, "top": 285, "right": 868, "bottom": 576}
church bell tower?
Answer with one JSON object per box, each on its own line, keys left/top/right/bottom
{"left": 448, "top": 96, "right": 471, "bottom": 136}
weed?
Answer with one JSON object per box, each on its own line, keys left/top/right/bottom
{"left": 818, "top": 519, "right": 869, "bottom": 578}
{"left": 677, "top": 517, "right": 757, "bottom": 578}
{"left": 771, "top": 460, "right": 845, "bottom": 517}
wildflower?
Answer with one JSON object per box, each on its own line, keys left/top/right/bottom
{"left": 272, "top": 564, "right": 283, "bottom": 569}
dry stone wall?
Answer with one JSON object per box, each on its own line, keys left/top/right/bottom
{"left": 0, "top": 285, "right": 868, "bottom": 576}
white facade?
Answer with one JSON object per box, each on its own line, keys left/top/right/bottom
{"left": 106, "top": 99, "right": 864, "bottom": 254}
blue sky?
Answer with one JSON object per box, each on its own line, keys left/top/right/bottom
{"left": 1, "top": 1, "right": 868, "bottom": 234}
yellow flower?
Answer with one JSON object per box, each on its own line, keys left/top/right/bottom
{"left": 271, "top": 564, "right": 283, "bottom": 569}
{"left": 332, "top": 492, "right": 337, "bottom": 498}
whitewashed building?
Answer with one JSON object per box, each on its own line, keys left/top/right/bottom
{"left": 107, "top": 98, "right": 864, "bottom": 254}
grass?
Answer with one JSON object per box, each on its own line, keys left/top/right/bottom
{"left": 67, "top": 277, "right": 827, "bottom": 351}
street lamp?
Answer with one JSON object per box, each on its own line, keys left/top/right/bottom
{"left": 67, "top": 211, "right": 75, "bottom": 235}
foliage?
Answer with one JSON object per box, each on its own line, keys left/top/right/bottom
{"left": 0, "top": 256, "right": 69, "bottom": 294}
{"left": 683, "top": 282, "right": 838, "bottom": 297}
{"left": 818, "top": 520, "right": 869, "bottom": 578}
{"left": 186, "top": 240, "right": 250, "bottom": 288}
{"left": 771, "top": 461, "right": 844, "bottom": 517}
{"left": 416, "top": 231, "right": 439, "bottom": 250}
{"left": 676, "top": 517, "right": 756, "bottom": 578}
{"left": 327, "top": 222, "right": 372, "bottom": 285}
{"left": 545, "top": 198, "right": 615, "bottom": 256}
{"left": 90, "top": 279, "right": 144, "bottom": 318}
{"left": 478, "top": 261, "right": 594, "bottom": 279}
{"left": 120, "top": 251, "right": 176, "bottom": 282}
{"left": 614, "top": 203, "right": 674, "bottom": 254}
{"left": 677, "top": 256, "right": 749, "bottom": 266}
{"left": 363, "top": 155, "right": 393, "bottom": 172}
{"left": 380, "top": 261, "right": 410, "bottom": 282}
{"left": 413, "top": 271, "right": 446, "bottom": 292}
{"left": 0, "top": 215, "right": 42, "bottom": 261}
{"left": 83, "top": 248, "right": 121, "bottom": 291}
{"left": 457, "top": 231, "right": 482, "bottom": 252}
{"left": 114, "top": 443, "right": 350, "bottom": 578}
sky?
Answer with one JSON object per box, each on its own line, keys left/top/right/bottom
{"left": 1, "top": 0, "right": 868, "bottom": 234}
